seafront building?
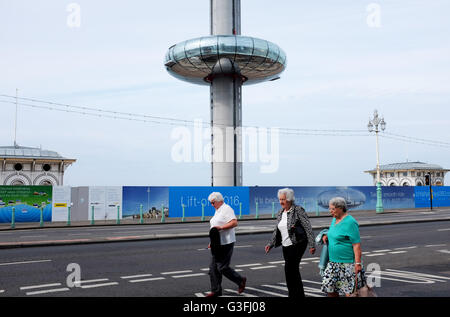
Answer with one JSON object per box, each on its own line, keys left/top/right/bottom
{"left": 365, "top": 161, "right": 449, "bottom": 186}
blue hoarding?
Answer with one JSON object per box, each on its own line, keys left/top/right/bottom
{"left": 249, "top": 186, "right": 415, "bottom": 215}
{"left": 168, "top": 186, "right": 250, "bottom": 218}
{"left": 415, "top": 186, "right": 450, "bottom": 208}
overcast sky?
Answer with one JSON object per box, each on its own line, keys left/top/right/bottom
{"left": 1, "top": 0, "right": 449, "bottom": 187}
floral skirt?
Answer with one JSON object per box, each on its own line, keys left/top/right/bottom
{"left": 321, "top": 262, "right": 366, "bottom": 295}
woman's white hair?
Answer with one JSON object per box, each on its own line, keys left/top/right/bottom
{"left": 208, "top": 192, "right": 224, "bottom": 203}
{"left": 277, "top": 188, "right": 295, "bottom": 202}
{"left": 329, "top": 197, "right": 347, "bottom": 212}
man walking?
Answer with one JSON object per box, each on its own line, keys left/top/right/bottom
{"left": 206, "top": 192, "right": 247, "bottom": 297}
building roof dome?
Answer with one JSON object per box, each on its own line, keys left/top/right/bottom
{"left": 365, "top": 161, "right": 449, "bottom": 173}
{"left": 0, "top": 145, "right": 71, "bottom": 160}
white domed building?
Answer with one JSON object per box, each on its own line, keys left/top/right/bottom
{"left": 0, "top": 145, "right": 76, "bottom": 186}
{"left": 365, "top": 161, "right": 449, "bottom": 186}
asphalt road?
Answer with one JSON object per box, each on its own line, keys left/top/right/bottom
{"left": 1, "top": 208, "right": 450, "bottom": 248}
{"left": 0, "top": 221, "right": 449, "bottom": 297}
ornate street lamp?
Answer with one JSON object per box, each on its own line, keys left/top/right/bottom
{"left": 368, "top": 110, "right": 386, "bottom": 213}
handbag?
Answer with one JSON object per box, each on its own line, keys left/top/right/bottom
{"left": 293, "top": 207, "right": 307, "bottom": 242}
{"left": 350, "top": 272, "right": 377, "bottom": 297}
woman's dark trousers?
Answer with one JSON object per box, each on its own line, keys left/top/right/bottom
{"left": 282, "top": 240, "right": 308, "bottom": 298}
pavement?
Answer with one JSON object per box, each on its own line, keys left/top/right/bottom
{"left": 1, "top": 207, "right": 450, "bottom": 249}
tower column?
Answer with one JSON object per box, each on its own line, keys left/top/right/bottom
{"left": 210, "top": 0, "right": 242, "bottom": 186}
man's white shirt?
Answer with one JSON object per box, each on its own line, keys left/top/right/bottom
{"left": 210, "top": 203, "right": 237, "bottom": 245}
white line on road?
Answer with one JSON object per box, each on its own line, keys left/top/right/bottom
{"left": 393, "top": 246, "right": 417, "bottom": 250}
{"left": 302, "top": 279, "right": 322, "bottom": 285}
{"left": 0, "top": 259, "right": 52, "bottom": 266}
{"left": 172, "top": 273, "right": 207, "bottom": 279}
{"left": 74, "top": 279, "right": 110, "bottom": 285}
{"left": 0, "top": 290, "right": 5, "bottom": 294}
{"left": 80, "top": 282, "right": 119, "bottom": 289}
{"left": 437, "top": 249, "right": 450, "bottom": 254}
{"left": 224, "top": 289, "right": 257, "bottom": 297}
{"left": 121, "top": 274, "right": 153, "bottom": 279}
{"left": 437, "top": 228, "right": 450, "bottom": 232}
{"left": 245, "top": 286, "right": 287, "bottom": 297}
{"left": 20, "top": 283, "right": 61, "bottom": 290}
{"left": 302, "top": 257, "right": 320, "bottom": 261}
{"left": 129, "top": 277, "right": 166, "bottom": 283}
{"left": 235, "top": 245, "right": 254, "bottom": 249}
{"left": 425, "top": 244, "right": 447, "bottom": 247}
{"left": 386, "top": 269, "right": 450, "bottom": 281}
{"left": 366, "top": 253, "right": 386, "bottom": 257}
{"left": 268, "top": 261, "right": 285, "bottom": 265}
{"left": 373, "top": 249, "right": 391, "bottom": 253}
{"left": 161, "top": 270, "right": 193, "bottom": 275}
{"left": 250, "top": 265, "right": 277, "bottom": 270}
{"left": 26, "top": 288, "right": 70, "bottom": 296}
{"left": 236, "top": 263, "right": 262, "bottom": 268}
{"left": 388, "top": 251, "right": 408, "bottom": 254}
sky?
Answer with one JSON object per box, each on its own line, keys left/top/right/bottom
{"left": 1, "top": 0, "right": 449, "bottom": 187}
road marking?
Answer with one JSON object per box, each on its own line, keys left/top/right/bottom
{"left": 0, "top": 290, "right": 5, "bottom": 294}
{"left": 26, "top": 288, "right": 70, "bottom": 296}
{"left": 425, "top": 244, "right": 446, "bottom": 248}
{"left": 386, "top": 269, "right": 450, "bottom": 281}
{"left": 161, "top": 270, "right": 193, "bottom": 275}
{"left": 303, "top": 257, "right": 320, "bottom": 261}
{"left": 393, "top": 246, "right": 417, "bottom": 250}
{"left": 195, "top": 292, "right": 205, "bottom": 297}
{"left": 224, "top": 289, "right": 257, "bottom": 297}
{"left": 437, "top": 249, "right": 450, "bottom": 254}
{"left": 235, "top": 245, "right": 254, "bottom": 249}
{"left": 265, "top": 284, "right": 323, "bottom": 297}
{"left": 245, "top": 286, "right": 287, "bottom": 297}
{"left": 388, "top": 251, "right": 407, "bottom": 254}
{"left": 129, "top": 277, "right": 166, "bottom": 283}
{"left": 74, "top": 279, "right": 110, "bottom": 285}
{"left": 373, "top": 249, "right": 391, "bottom": 253}
{"left": 121, "top": 274, "right": 153, "bottom": 279}
{"left": 173, "top": 272, "right": 206, "bottom": 278}
{"left": 268, "top": 261, "right": 285, "bottom": 265}
{"left": 437, "top": 228, "right": 450, "bottom": 232}
{"left": 366, "top": 253, "right": 386, "bottom": 257}
{"left": 20, "top": 235, "right": 48, "bottom": 238}
{"left": 302, "top": 279, "right": 322, "bottom": 285}
{"left": 80, "top": 282, "right": 119, "bottom": 289}
{"left": 250, "top": 265, "right": 277, "bottom": 270}
{"left": 0, "top": 259, "right": 52, "bottom": 266}
{"left": 236, "top": 263, "right": 262, "bottom": 268}
{"left": 20, "top": 283, "right": 61, "bottom": 290}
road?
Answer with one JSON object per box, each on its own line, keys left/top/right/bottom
{"left": 1, "top": 208, "right": 450, "bottom": 248}
{"left": 0, "top": 221, "right": 449, "bottom": 297}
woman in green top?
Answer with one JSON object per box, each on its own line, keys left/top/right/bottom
{"left": 320, "top": 197, "right": 366, "bottom": 297}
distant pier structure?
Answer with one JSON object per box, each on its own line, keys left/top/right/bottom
{"left": 164, "top": 0, "right": 286, "bottom": 186}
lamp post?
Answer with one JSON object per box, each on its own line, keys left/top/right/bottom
{"left": 367, "top": 109, "right": 386, "bottom": 213}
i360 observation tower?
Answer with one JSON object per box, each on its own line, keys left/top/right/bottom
{"left": 164, "top": 0, "right": 286, "bottom": 186}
